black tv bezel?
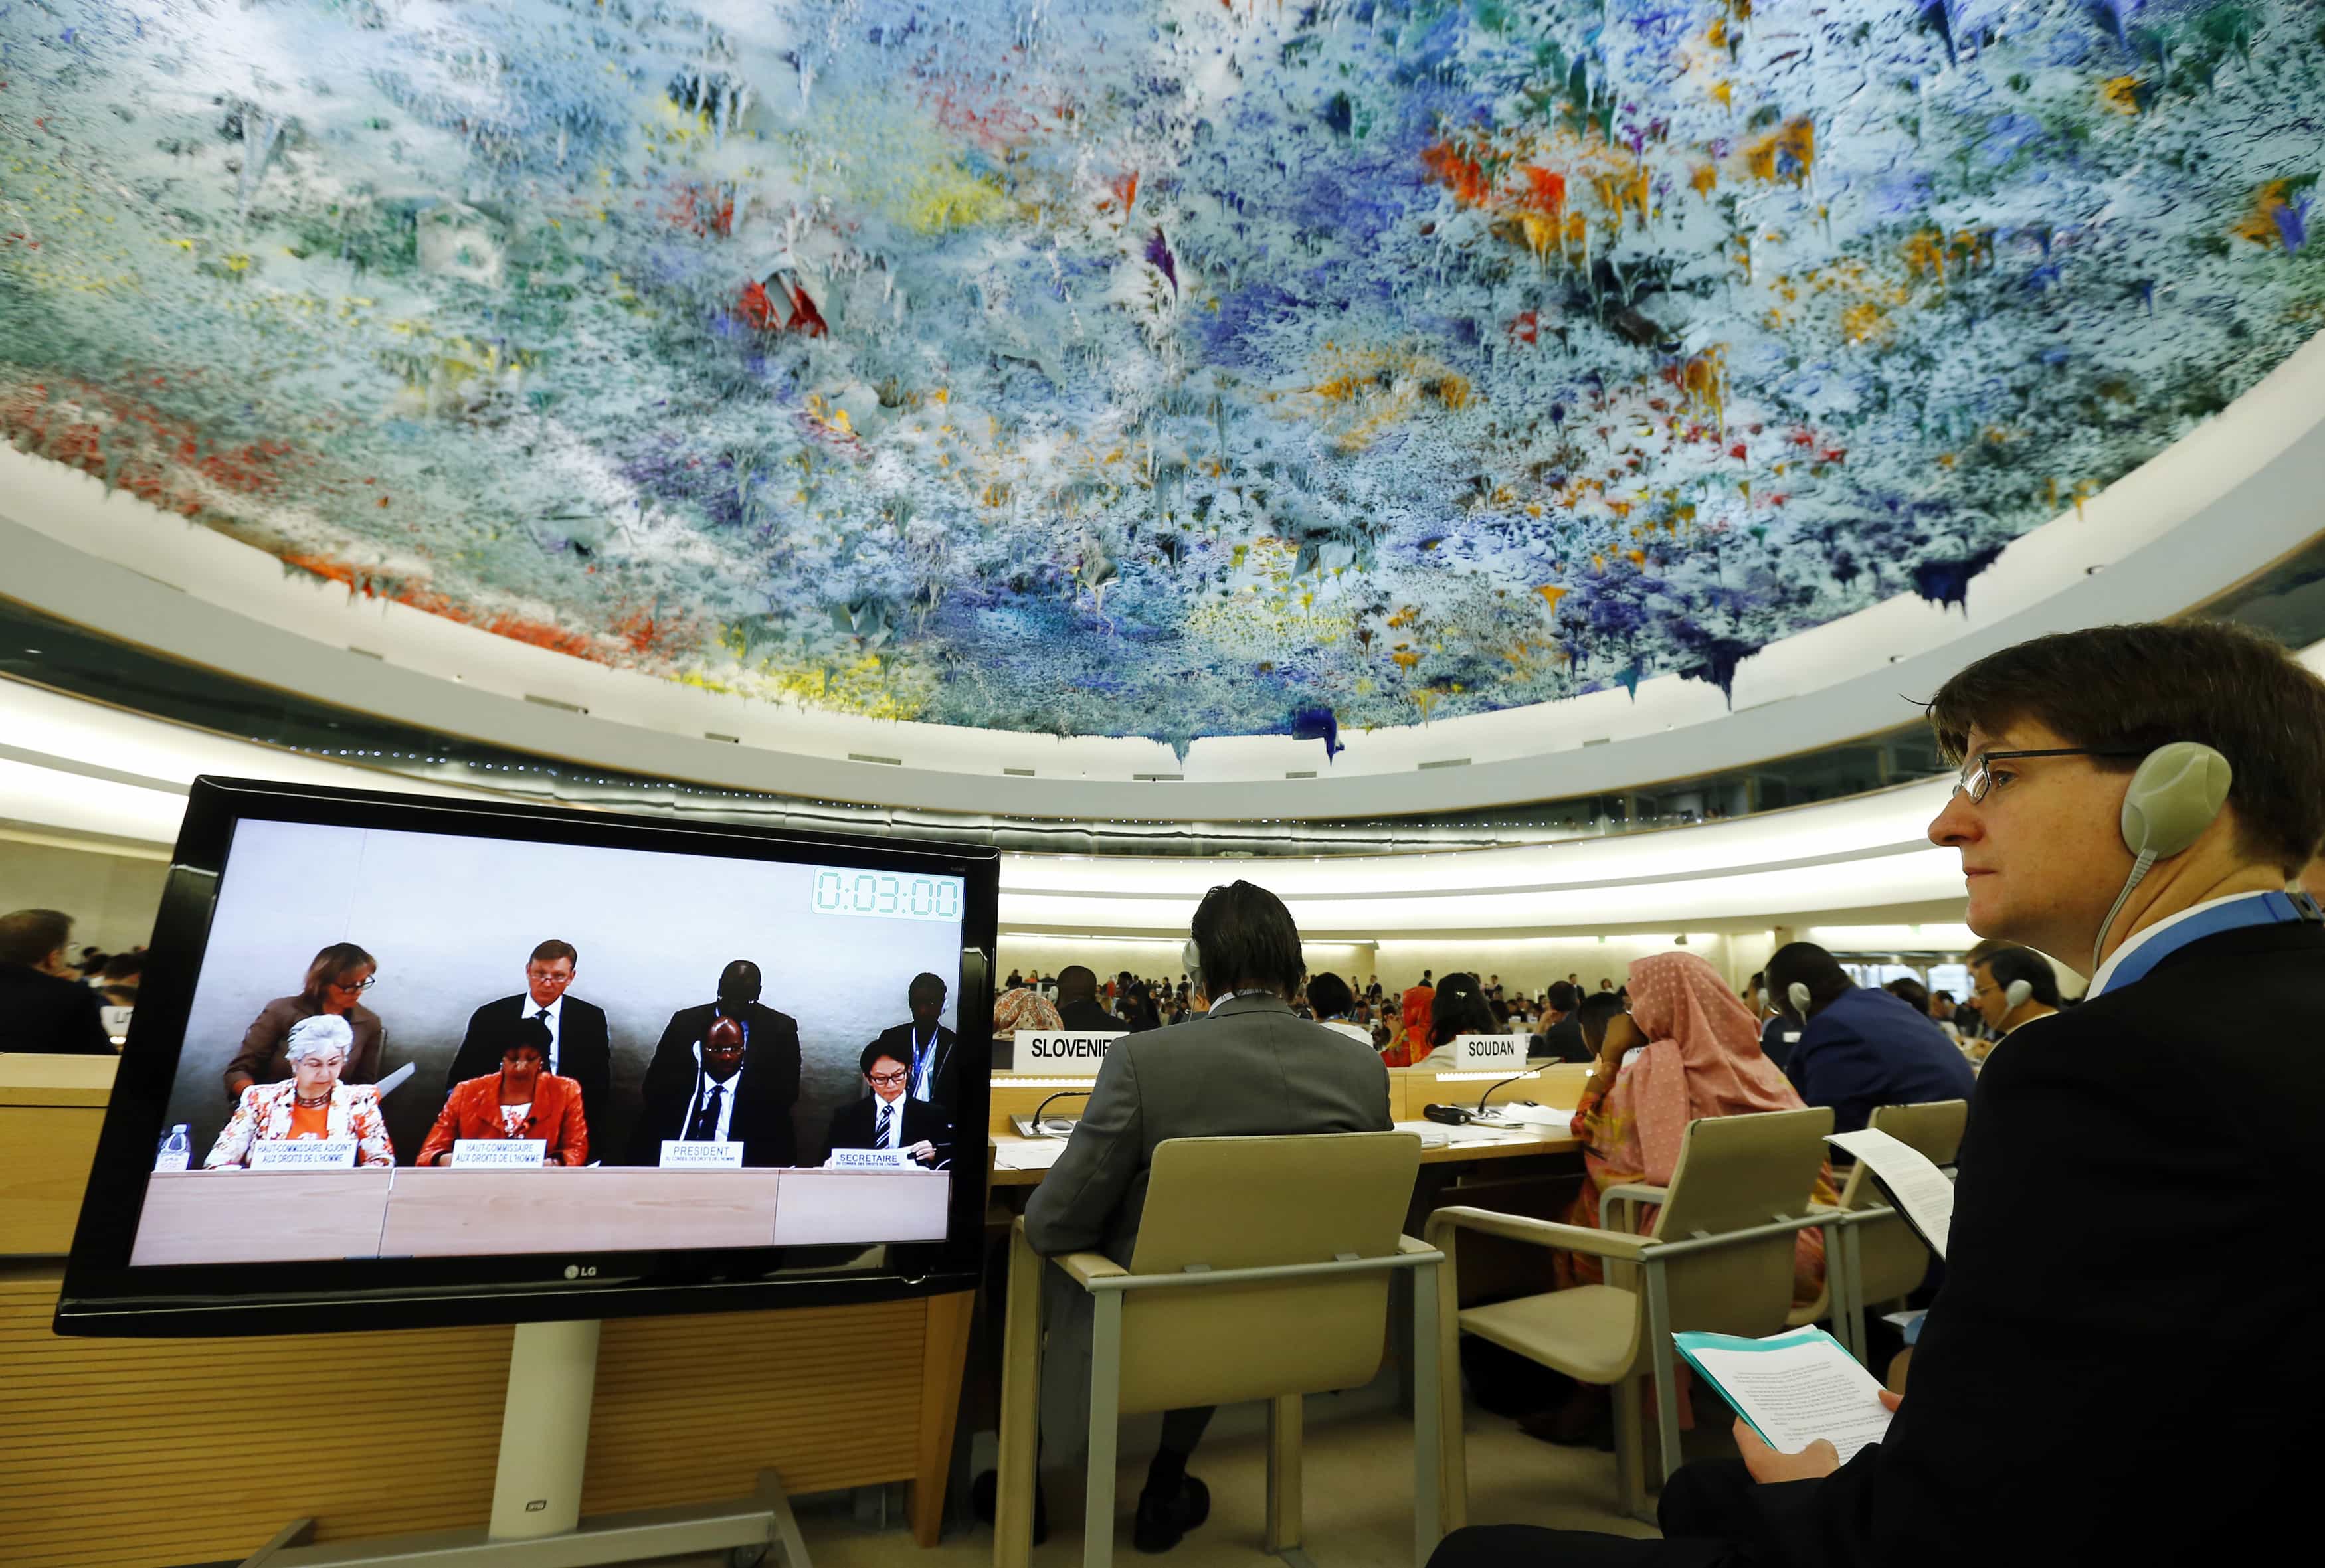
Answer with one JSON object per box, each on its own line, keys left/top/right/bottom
{"left": 54, "top": 775, "right": 998, "bottom": 1337}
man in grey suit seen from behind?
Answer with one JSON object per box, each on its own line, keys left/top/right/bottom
{"left": 1020, "top": 879, "right": 1393, "bottom": 1553}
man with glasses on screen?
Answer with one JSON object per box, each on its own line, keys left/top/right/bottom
{"left": 628, "top": 960, "right": 801, "bottom": 1168}
{"left": 826, "top": 1045, "right": 948, "bottom": 1168}
{"left": 441, "top": 940, "right": 612, "bottom": 1145}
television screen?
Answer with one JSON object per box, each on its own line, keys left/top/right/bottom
{"left": 58, "top": 777, "right": 997, "bottom": 1334}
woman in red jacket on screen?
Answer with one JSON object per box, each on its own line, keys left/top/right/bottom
{"left": 417, "top": 1017, "right": 588, "bottom": 1167}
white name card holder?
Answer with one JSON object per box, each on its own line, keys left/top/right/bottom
{"left": 249, "top": 1137, "right": 359, "bottom": 1171}
{"left": 448, "top": 1138, "right": 549, "bottom": 1168}
{"left": 826, "top": 1148, "right": 917, "bottom": 1170}
{"left": 1018, "top": 1031, "right": 1120, "bottom": 1063}
{"left": 660, "top": 1139, "right": 745, "bottom": 1168}
{"left": 1447, "top": 1033, "right": 1527, "bottom": 1071}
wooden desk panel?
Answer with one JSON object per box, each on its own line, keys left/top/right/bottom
{"left": 127, "top": 1168, "right": 393, "bottom": 1266}
{"left": 0, "top": 1108, "right": 104, "bottom": 1256}
{"left": 0, "top": 1055, "right": 118, "bottom": 1257}
{"left": 984, "top": 1128, "right": 1579, "bottom": 1188}
{"left": 380, "top": 1167, "right": 785, "bottom": 1257}
{"left": 773, "top": 1168, "right": 951, "bottom": 1246}
{"left": 1392, "top": 1061, "right": 1592, "bottom": 1120}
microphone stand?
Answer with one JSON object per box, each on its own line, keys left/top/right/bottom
{"left": 1420, "top": 1072, "right": 1536, "bottom": 1126}
{"left": 1473, "top": 1071, "right": 1537, "bottom": 1118}
{"left": 1028, "top": 1089, "right": 1094, "bottom": 1137}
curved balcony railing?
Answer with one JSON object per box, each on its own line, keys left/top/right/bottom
{"left": 5, "top": 528, "right": 2320, "bottom": 858}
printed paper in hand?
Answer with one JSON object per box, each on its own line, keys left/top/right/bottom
{"left": 1673, "top": 1326, "right": 1895, "bottom": 1463}
{"left": 1825, "top": 1128, "right": 1954, "bottom": 1259}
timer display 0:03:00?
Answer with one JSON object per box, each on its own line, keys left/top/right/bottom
{"left": 812, "top": 870, "right": 963, "bottom": 922}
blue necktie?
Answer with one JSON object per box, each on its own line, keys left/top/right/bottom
{"left": 874, "top": 1102, "right": 893, "bottom": 1147}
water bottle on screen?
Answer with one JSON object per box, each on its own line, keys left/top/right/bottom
{"left": 155, "top": 1124, "right": 191, "bottom": 1172}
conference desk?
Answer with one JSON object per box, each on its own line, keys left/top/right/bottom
{"left": 126, "top": 1163, "right": 953, "bottom": 1265}
{"left": 986, "top": 1124, "right": 1579, "bottom": 1187}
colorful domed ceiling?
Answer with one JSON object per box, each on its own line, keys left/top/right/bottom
{"left": 3, "top": 2, "right": 2319, "bottom": 752}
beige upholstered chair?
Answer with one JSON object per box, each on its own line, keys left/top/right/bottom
{"left": 1825, "top": 1098, "right": 1968, "bottom": 1352}
{"left": 996, "top": 1132, "right": 1443, "bottom": 1568}
{"left": 1426, "top": 1106, "right": 1837, "bottom": 1524}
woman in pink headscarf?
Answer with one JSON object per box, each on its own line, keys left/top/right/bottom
{"left": 1552, "top": 950, "right": 1835, "bottom": 1304}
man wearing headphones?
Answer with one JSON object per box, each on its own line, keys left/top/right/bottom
{"left": 1428, "top": 620, "right": 2325, "bottom": 1568}
{"left": 1762, "top": 941, "right": 1975, "bottom": 1135}
{"left": 1965, "top": 944, "right": 2061, "bottom": 1052}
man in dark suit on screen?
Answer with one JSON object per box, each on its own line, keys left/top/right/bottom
{"left": 864, "top": 971, "right": 960, "bottom": 1109}
{"left": 627, "top": 959, "right": 801, "bottom": 1167}
{"left": 443, "top": 940, "right": 612, "bottom": 1140}
{"left": 826, "top": 1043, "right": 950, "bottom": 1168}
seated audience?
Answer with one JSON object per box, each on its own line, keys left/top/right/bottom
{"left": 1966, "top": 944, "right": 2062, "bottom": 1060}
{"left": 0, "top": 908, "right": 113, "bottom": 1054}
{"left": 1123, "top": 980, "right": 1164, "bottom": 1031}
{"left": 1764, "top": 942, "right": 1977, "bottom": 1136}
{"left": 1430, "top": 618, "right": 2325, "bottom": 1567}
{"left": 1531, "top": 980, "right": 1592, "bottom": 1063}
{"left": 1054, "top": 965, "right": 1128, "bottom": 1034}
{"left": 1018, "top": 881, "right": 1392, "bottom": 1553}
{"left": 205, "top": 1015, "right": 393, "bottom": 1168}
{"left": 628, "top": 962, "right": 800, "bottom": 1166}
{"left": 97, "top": 951, "right": 142, "bottom": 1009}
{"left": 994, "top": 984, "right": 1064, "bottom": 1035}
{"left": 826, "top": 1043, "right": 949, "bottom": 1168}
{"left": 1305, "top": 970, "right": 1356, "bottom": 1023}
{"left": 1555, "top": 952, "right": 1833, "bottom": 1296}
{"left": 1399, "top": 971, "right": 1436, "bottom": 1049}
{"left": 224, "top": 941, "right": 386, "bottom": 1101}
{"left": 418, "top": 1017, "right": 587, "bottom": 1166}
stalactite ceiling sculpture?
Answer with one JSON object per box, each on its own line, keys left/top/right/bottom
{"left": 3, "top": 2, "right": 2319, "bottom": 754}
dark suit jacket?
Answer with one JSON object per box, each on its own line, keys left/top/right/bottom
{"left": 0, "top": 964, "right": 113, "bottom": 1054}
{"left": 826, "top": 1094, "right": 951, "bottom": 1166}
{"left": 1786, "top": 986, "right": 1976, "bottom": 1137}
{"left": 1055, "top": 997, "right": 1127, "bottom": 1035}
{"left": 1532, "top": 1014, "right": 1592, "bottom": 1063}
{"left": 1024, "top": 993, "right": 1392, "bottom": 1265}
{"left": 444, "top": 994, "right": 612, "bottom": 1145}
{"left": 867, "top": 1020, "right": 961, "bottom": 1109}
{"left": 626, "top": 1001, "right": 801, "bottom": 1168}
{"left": 1761, "top": 921, "right": 2325, "bottom": 1565}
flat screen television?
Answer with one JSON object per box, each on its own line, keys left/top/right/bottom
{"left": 56, "top": 774, "right": 998, "bottom": 1336}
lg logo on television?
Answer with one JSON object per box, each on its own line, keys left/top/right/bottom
{"left": 563, "top": 1264, "right": 597, "bottom": 1279}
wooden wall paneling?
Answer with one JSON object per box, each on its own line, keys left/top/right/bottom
{"left": 0, "top": 1267, "right": 512, "bottom": 1568}
{"left": 580, "top": 1297, "right": 927, "bottom": 1513}
{"left": 908, "top": 1291, "right": 976, "bottom": 1546}
{"left": 3, "top": 1272, "right": 975, "bottom": 1568}
{"left": 0, "top": 1106, "right": 104, "bottom": 1255}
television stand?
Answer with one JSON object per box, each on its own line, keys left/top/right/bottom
{"left": 240, "top": 1320, "right": 811, "bottom": 1568}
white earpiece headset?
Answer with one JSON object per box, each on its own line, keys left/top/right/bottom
{"left": 2003, "top": 977, "right": 2035, "bottom": 1011}
{"left": 2093, "top": 742, "right": 2233, "bottom": 972}
{"left": 1786, "top": 981, "right": 1812, "bottom": 1017}
{"left": 1182, "top": 938, "right": 1202, "bottom": 990}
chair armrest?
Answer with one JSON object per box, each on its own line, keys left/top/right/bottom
{"left": 1052, "top": 1250, "right": 1131, "bottom": 1288}
{"left": 1396, "top": 1234, "right": 1441, "bottom": 1259}
{"left": 1424, "top": 1204, "right": 1653, "bottom": 1261}
{"left": 1599, "top": 1183, "right": 1668, "bottom": 1215}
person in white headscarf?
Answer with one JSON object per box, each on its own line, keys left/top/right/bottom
{"left": 205, "top": 1014, "right": 394, "bottom": 1168}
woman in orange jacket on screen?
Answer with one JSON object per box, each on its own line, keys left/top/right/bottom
{"left": 417, "top": 1018, "right": 588, "bottom": 1167}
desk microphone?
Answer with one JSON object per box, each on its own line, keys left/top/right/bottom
{"left": 1420, "top": 1073, "right": 1540, "bottom": 1126}
{"left": 1029, "top": 1090, "right": 1093, "bottom": 1137}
